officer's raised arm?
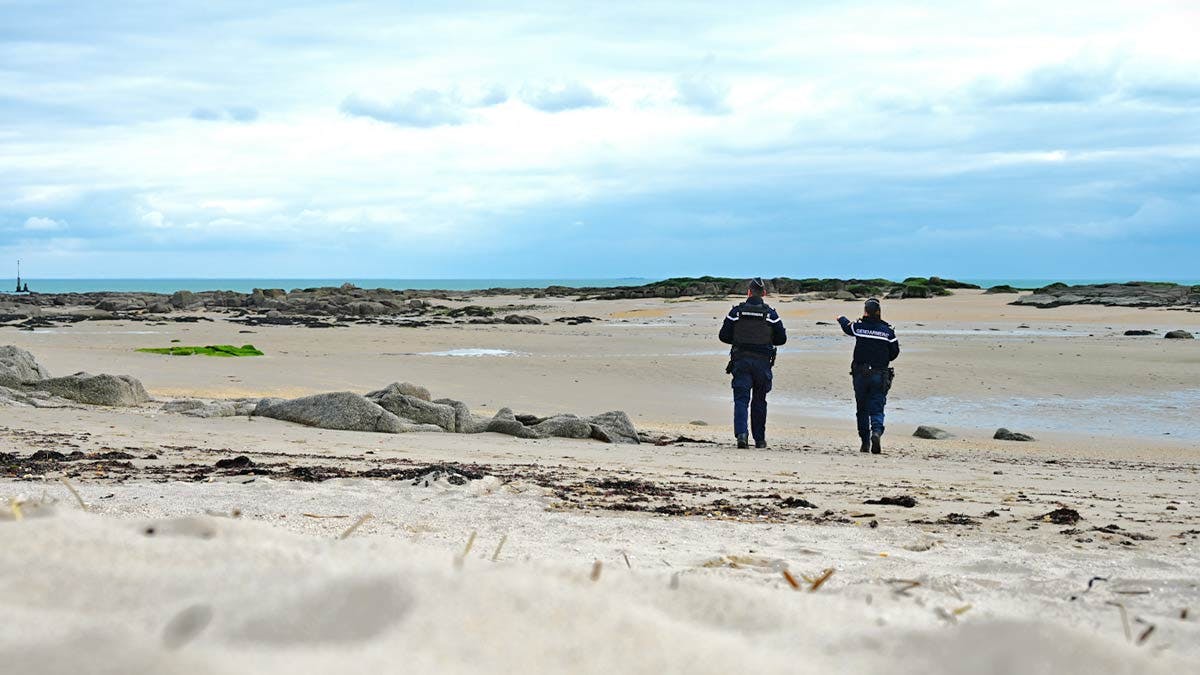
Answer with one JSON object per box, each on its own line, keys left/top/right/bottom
{"left": 836, "top": 315, "right": 854, "bottom": 336}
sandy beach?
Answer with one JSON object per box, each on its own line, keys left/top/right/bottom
{"left": 2, "top": 290, "right": 1198, "bottom": 673}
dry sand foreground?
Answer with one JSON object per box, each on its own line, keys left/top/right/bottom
{"left": 1, "top": 290, "right": 1198, "bottom": 673}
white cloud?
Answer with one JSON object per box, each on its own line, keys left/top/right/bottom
{"left": 23, "top": 216, "right": 65, "bottom": 230}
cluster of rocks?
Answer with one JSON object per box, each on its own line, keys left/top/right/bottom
{"left": 1012, "top": 282, "right": 1200, "bottom": 309}
{"left": 164, "top": 382, "right": 639, "bottom": 443}
{"left": 912, "top": 425, "right": 1036, "bottom": 442}
{"left": 0, "top": 345, "right": 150, "bottom": 407}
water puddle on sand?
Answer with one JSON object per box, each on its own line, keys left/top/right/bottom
{"left": 420, "top": 348, "right": 524, "bottom": 357}
{"left": 769, "top": 389, "right": 1200, "bottom": 441}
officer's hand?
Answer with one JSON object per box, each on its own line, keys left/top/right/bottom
{"left": 836, "top": 316, "right": 846, "bottom": 322}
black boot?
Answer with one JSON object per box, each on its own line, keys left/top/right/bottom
{"left": 870, "top": 433, "right": 882, "bottom": 455}
{"left": 859, "top": 438, "right": 871, "bottom": 453}
{"left": 736, "top": 434, "right": 750, "bottom": 449}
{"left": 755, "top": 438, "right": 767, "bottom": 449}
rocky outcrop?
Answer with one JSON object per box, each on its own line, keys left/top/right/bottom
{"left": 38, "top": 372, "right": 150, "bottom": 406}
{"left": 533, "top": 414, "right": 593, "bottom": 439}
{"left": 369, "top": 390, "right": 457, "bottom": 432}
{"left": 1165, "top": 330, "right": 1195, "bottom": 339}
{"left": 486, "top": 408, "right": 543, "bottom": 439}
{"left": 253, "top": 392, "right": 406, "bottom": 433}
{"left": 1012, "top": 282, "right": 1200, "bottom": 309}
{"left": 0, "top": 345, "right": 51, "bottom": 386}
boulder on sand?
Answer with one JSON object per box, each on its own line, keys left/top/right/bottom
{"left": 0, "top": 345, "right": 51, "bottom": 386}
{"left": 367, "top": 382, "right": 433, "bottom": 402}
{"left": 371, "top": 392, "right": 457, "bottom": 432}
{"left": 586, "top": 411, "right": 640, "bottom": 444}
{"left": 913, "top": 425, "right": 953, "bottom": 440}
{"left": 533, "top": 414, "right": 593, "bottom": 439}
{"left": 1164, "top": 330, "right": 1194, "bottom": 339}
{"left": 994, "top": 428, "right": 1035, "bottom": 442}
{"left": 39, "top": 372, "right": 150, "bottom": 406}
{"left": 486, "top": 408, "right": 543, "bottom": 439}
{"left": 434, "top": 398, "right": 490, "bottom": 434}
{"left": 253, "top": 392, "right": 404, "bottom": 433}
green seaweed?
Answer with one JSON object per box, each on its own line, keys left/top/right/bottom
{"left": 138, "top": 344, "right": 264, "bottom": 357}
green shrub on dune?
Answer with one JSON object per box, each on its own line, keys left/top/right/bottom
{"left": 138, "top": 344, "right": 264, "bottom": 357}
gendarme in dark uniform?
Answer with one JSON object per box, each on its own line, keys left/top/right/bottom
{"left": 837, "top": 298, "right": 899, "bottom": 454}
{"left": 719, "top": 278, "right": 787, "bottom": 449}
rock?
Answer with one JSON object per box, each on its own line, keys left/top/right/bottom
{"left": 832, "top": 290, "right": 856, "bottom": 300}
{"left": 533, "top": 414, "right": 593, "bottom": 439}
{"left": 434, "top": 398, "right": 490, "bottom": 433}
{"left": 0, "top": 345, "right": 51, "bottom": 386}
{"left": 1165, "top": 330, "right": 1194, "bottom": 339}
{"left": 372, "top": 393, "right": 456, "bottom": 431}
{"left": 985, "top": 285, "right": 1020, "bottom": 294}
{"left": 366, "top": 382, "right": 432, "bottom": 402}
{"left": 169, "top": 290, "right": 197, "bottom": 309}
{"left": 253, "top": 392, "right": 405, "bottom": 433}
{"left": 485, "top": 407, "right": 543, "bottom": 439}
{"left": 503, "top": 314, "right": 542, "bottom": 325}
{"left": 95, "top": 296, "right": 147, "bottom": 312}
{"left": 1012, "top": 282, "right": 1197, "bottom": 309}
{"left": 1123, "top": 330, "right": 1155, "bottom": 336}
{"left": 146, "top": 302, "right": 173, "bottom": 314}
{"left": 1033, "top": 507, "right": 1081, "bottom": 525}
{"left": 913, "top": 425, "right": 953, "bottom": 440}
{"left": 994, "top": 428, "right": 1035, "bottom": 442}
{"left": 214, "top": 456, "right": 253, "bottom": 469}
{"left": 39, "top": 372, "right": 150, "bottom": 406}
{"left": 586, "top": 411, "right": 640, "bottom": 444}
{"left": 689, "top": 420, "right": 708, "bottom": 426}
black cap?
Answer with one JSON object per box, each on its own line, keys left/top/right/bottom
{"left": 748, "top": 277, "right": 765, "bottom": 292}
{"left": 864, "top": 297, "right": 881, "bottom": 312}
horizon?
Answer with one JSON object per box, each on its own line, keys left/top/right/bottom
{"left": 2, "top": 2, "right": 1198, "bottom": 278}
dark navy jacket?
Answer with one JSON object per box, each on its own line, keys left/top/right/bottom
{"left": 719, "top": 297, "right": 787, "bottom": 356}
{"left": 838, "top": 316, "right": 900, "bottom": 369}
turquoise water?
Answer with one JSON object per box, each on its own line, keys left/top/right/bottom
{"left": 0, "top": 278, "right": 656, "bottom": 294}
{"left": 960, "top": 278, "right": 1200, "bottom": 289}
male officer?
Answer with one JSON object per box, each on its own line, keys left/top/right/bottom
{"left": 837, "top": 298, "right": 899, "bottom": 454}
{"left": 719, "top": 278, "right": 787, "bottom": 448}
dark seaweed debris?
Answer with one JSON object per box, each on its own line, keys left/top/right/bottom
{"left": 1034, "top": 508, "right": 1082, "bottom": 525}
{"left": 864, "top": 495, "right": 917, "bottom": 508}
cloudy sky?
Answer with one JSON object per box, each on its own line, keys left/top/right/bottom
{"left": 2, "top": 0, "right": 1197, "bottom": 279}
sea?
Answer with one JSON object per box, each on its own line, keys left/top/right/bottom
{"left": 0, "top": 277, "right": 1197, "bottom": 295}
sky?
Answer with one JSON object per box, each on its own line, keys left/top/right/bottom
{"left": 1, "top": 0, "right": 1198, "bottom": 280}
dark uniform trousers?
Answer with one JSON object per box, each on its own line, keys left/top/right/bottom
{"left": 731, "top": 355, "right": 772, "bottom": 443}
{"left": 852, "top": 368, "right": 889, "bottom": 441}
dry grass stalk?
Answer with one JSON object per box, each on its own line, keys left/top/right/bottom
{"left": 952, "top": 604, "right": 973, "bottom": 616}
{"left": 808, "top": 568, "right": 835, "bottom": 592}
{"left": 1136, "top": 624, "right": 1155, "bottom": 645}
{"left": 338, "top": 513, "right": 373, "bottom": 540}
{"left": 491, "top": 534, "right": 507, "bottom": 562}
{"left": 590, "top": 560, "right": 602, "bottom": 582}
{"left": 59, "top": 477, "right": 87, "bottom": 511}
{"left": 462, "top": 530, "right": 477, "bottom": 558}
{"left": 888, "top": 579, "right": 922, "bottom": 596}
{"left": 781, "top": 569, "right": 801, "bottom": 590}
{"left": 1106, "top": 601, "right": 1132, "bottom": 642}
{"left": 622, "top": 552, "right": 631, "bottom": 569}
{"left": 9, "top": 498, "right": 23, "bottom": 521}
{"left": 302, "top": 513, "right": 350, "bottom": 519}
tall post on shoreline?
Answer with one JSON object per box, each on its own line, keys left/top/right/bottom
{"left": 14, "top": 259, "right": 20, "bottom": 293}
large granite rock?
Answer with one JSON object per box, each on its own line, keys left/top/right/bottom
{"left": 533, "top": 414, "right": 593, "bottom": 439}
{"left": 169, "top": 290, "right": 198, "bottom": 309}
{"left": 434, "top": 398, "right": 490, "bottom": 433}
{"left": 586, "top": 411, "right": 640, "bottom": 444}
{"left": 486, "top": 408, "right": 543, "bottom": 439}
{"left": 39, "top": 372, "right": 150, "bottom": 406}
{"left": 367, "top": 382, "right": 432, "bottom": 402}
{"left": 253, "top": 392, "right": 404, "bottom": 433}
{"left": 0, "top": 345, "right": 50, "bottom": 386}
{"left": 371, "top": 392, "right": 457, "bottom": 431}
{"left": 1165, "top": 330, "right": 1194, "bottom": 340}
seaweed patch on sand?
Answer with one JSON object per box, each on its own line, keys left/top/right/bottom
{"left": 137, "top": 344, "right": 265, "bottom": 357}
